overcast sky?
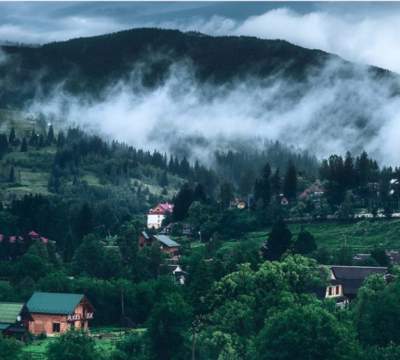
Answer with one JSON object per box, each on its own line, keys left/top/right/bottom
{"left": 1, "top": 2, "right": 400, "bottom": 73}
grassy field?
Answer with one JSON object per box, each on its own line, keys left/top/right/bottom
{"left": 218, "top": 219, "right": 400, "bottom": 254}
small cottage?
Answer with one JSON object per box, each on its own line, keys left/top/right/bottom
{"left": 138, "top": 232, "right": 181, "bottom": 257}
{"left": 27, "top": 292, "right": 94, "bottom": 336}
{"left": 329, "top": 265, "right": 388, "bottom": 300}
{"left": 153, "top": 235, "right": 181, "bottom": 257}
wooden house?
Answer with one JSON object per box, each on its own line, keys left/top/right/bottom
{"left": 138, "top": 232, "right": 181, "bottom": 257}
{"left": 138, "top": 231, "right": 152, "bottom": 248}
{"left": 152, "top": 235, "right": 181, "bottom": 256}
{"left": 26, "top": 292, "right": 94, "bottom": 336}
{"left": 316, "top": 265, "right": 388, "bottom": 305}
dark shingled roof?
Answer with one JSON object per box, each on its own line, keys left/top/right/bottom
{"left": 27, "top": 292, "right": 84, "bottom": 315}
{"left": 331, "top": 266, "right": 388, "bottom": 296}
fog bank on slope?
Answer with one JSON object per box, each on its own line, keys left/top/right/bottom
{"left": 27, "top": 59, "right": 400, "bottom": 165}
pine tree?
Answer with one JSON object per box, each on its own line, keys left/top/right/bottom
{"left": 57, "top": 131, "right": 66, "bottom": 148}
{"left": 20, "top": 137, "right": 28, "bottom": 152}
{"left": 29, "top": 129, "right": 38, "bottom": 146}
{"left": 173, "top": 184, "right": 194, "bottom": 221}
{"left": 294, "top": 228, "right": 317, "bottom": 255}
{"left": 254, "top": 163, "right": 272, "bottom": 208}
{"left": 8, "top": 166, "right": 16, "bottom": 183}
{"left": 219, "top": 182, "right": 234, "bottom": 209}
{"left": 193, "top": 183, "right": 207, "bottom": 203}
{"left": 0, "top": 134, "right": 9, "bottom": 158}
{"left": 8, "top": 127, "right": 16, "bottom": 145}
{"left": 262, "top": 218, "right": 292, "bottom": 260}
{"left": 283, "top": 162, "right": 297, "bottom": 200}
{"left": 343, "top": 151, "right": 355, "bottom": 189}
{"left": 47, "top": 125, "right": 55, "bottom": 145}
{"left": 271, "top": 168, "right": 281, "bottom": 195}
{"left": 37, "top": 134, "right": 45, "bottom": 149}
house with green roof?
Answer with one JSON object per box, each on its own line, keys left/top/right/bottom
{"left": 26, "top": 292, "right": 94, "bottom": 336}
{"left": 0, "top": 302, "right": 31, "bottom": 339}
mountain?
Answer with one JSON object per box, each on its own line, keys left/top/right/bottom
{"left": 0, "top": 27, "right": 392, "bottom": 108}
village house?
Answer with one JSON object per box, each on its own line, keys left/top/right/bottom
{"left": 138, "top": 231, "right": 181, "bottom": 257}
{"left": 26, "top": 292, "right": 94, "bottom": 336}
{"left": 147, "top": 203, "right": 174, "bottom": 229}
{"left": 323, "top": 265, "right": 388, "bottom": 302}
{"left": 299, "top": 181, "right": 325, "bottom": 202}
{"left": 138, "top": 231, "right": 152, "bottom": 248}
{"left": 0, "top": 302, "right": 31, "bottom": 340}
{"left": 230, "top": 198, "right": 247, "bottom": 210}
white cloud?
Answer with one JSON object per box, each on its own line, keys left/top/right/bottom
{"left": 28, "top": 60, "right": 400, "bottom": 165}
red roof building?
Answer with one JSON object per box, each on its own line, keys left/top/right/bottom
{"left": 147, "top": 203, "right": 174, "bottom": 229}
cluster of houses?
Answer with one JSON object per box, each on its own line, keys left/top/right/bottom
{"left": 0, "top": 230, "right": 50, "bottom": 245}
{"left": 145, "top": 203, "right": 189, "bottom": 284}
{"left": 0, "top": 230, "right": 53, "bottom": 260}
{"left": 0, "top": 292, "right": 94, "bottom": 339}
{"left": 0, "top": 201, "right": 393, "bottom": 341}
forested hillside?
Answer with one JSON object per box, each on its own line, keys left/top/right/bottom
{"left": 0, "top": 28, "right": 392, "bottom": 108}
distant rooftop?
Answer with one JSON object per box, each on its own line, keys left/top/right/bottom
{"left": 154, "top": 235, "right": 180, "bottom": 248}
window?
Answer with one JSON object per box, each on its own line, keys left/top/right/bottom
{"left": 52, "top": 323, "right": 60, "bottom": 333}
{"left": 336, "top": 285, "right": 340, "bottom": 295}
{"left": 328, "top": 287, "right": 333, "bottom": 296}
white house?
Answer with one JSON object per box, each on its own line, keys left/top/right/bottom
{"left": 147, "top": 203, "right": 174, "bottom": 229}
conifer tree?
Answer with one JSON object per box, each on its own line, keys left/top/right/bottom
{"left": 283, "top": 162, "right": 297, "bottom": 200}
{"left": 0, "top": 134, "right": 8, "bottom": 158}
{"left": 20, "top": 137, "right": 28, "bottom": 152}
{"left": 8, "top": 127, "right": 16, "bottom": 145}
{"left": 8, "top": 166, "right": 15, "bottom": 183}
{"left": 262, "top": 218, "right": 292, "bottom": 260}
{"left": 47, "top": 124, "right": 55, "bottom": 145}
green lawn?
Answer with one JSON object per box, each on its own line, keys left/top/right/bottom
{"left": 243, "top": 220, "right": 400, "bottom": 252}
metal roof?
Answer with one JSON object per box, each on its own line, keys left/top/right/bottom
{"left": 27, "top": 292, "right": 84, "bottom": 315}
{"left": 154, "top": 235, "right": 180, "bottom": 248}
{"left": 0, "top": 302, "right": 24, "bottom": 324}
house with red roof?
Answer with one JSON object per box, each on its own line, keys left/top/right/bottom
{"left": 147, "top": 202, "right": 174, "bottom": 229}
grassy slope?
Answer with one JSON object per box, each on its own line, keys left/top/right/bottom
{"left": 0, "top": 146, "right": 182, "bottom": 203}
{"left": 219, "top": 220, "right": 400, "bottom": 254}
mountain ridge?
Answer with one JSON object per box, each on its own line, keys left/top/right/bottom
{"left": 0, "top": 27, "right": 393, "bottom": 109}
